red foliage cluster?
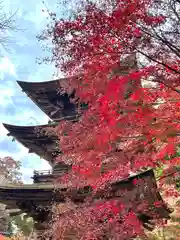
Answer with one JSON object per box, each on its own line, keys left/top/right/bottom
{"left": 52, "top": 199, "right": 144, "bottom": 240}
{"left": 42, "top": 0, "right": 180, "bottom": 239}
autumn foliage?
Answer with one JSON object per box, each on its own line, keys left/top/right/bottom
{"left": 40, "top": 0, "right": 180, "bottom": 239}
{"left": 0, "top": 157, "right": 21, "bottom": 184}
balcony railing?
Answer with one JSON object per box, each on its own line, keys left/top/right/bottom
{"left": 32, "top": 170, "right": 53, "bottom": 183}
{"left": 32, "top": 168, "right": 69, "bottom": 183}
{"left": 33, "top": 170, "right": 52, "bottom": 176}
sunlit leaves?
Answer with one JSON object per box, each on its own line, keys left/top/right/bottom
{"left": 41, "top": 0, "right": 180, "bottom": 239}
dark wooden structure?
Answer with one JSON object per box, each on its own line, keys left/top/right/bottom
{"left": 0, "top": 169, "right": 172, "bottom": 234}
{"left": 0, "top": 64, "right": 172, "bottom": 238}
{"left": 17, "top": 79, "right": 80, "bottom": 121}
{"left": 3, "top": 123, "right": 59, "bottom": 163}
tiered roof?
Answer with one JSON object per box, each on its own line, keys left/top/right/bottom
{"left": 17, "top": 79, "right": 78, "bottom": 121}
{"left": 0, "top": 55, "right": 173, "bottom": 237}
{"left": 3, "top": 77, "right": 80, "bottom": 168}
{"left": 0, "top": 169, "right": 172, "bottom": 231}
{"left": 3, "top": 123, "right": 58, "bottom": 163}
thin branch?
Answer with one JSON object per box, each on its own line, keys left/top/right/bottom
{"left": 137, "top": 49, "right": 180, "bottom": 75}
{"left": 157, "top": 169, "right": 180, "bottom": 181}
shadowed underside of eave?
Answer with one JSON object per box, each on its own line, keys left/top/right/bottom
{"left": 17, "top": 79, "right": 79, "bottom": 121}
{"left": 2, "top": 123, "right": 60, "bottom": 164}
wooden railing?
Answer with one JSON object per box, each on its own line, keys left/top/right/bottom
{"left": 33, "top": 170, "right": 52, "bottom": 176}
{"left": 32, "top": 168, "right": 70, "bottom": 183}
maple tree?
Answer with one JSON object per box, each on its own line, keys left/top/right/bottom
{"left": 40, "top": 0, "right": 180, "bottom": 239}
{"left": 0, "top": 157, "right": 21, "bottom": 184}
{"left": 0, "top": 157, "right": 21, "bottom": 235}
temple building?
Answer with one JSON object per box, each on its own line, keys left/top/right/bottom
{"left": 0, "top": 58, "right": 173, "bottom": 239}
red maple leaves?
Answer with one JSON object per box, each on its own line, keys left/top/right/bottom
{"left": 41, "top": 0, "right": 180, "bottom": 238}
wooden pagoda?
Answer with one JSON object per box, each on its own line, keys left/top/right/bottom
{"left": 0, "top": 58, "right": 173, "bottom": 239}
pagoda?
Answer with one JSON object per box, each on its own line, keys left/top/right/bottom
{"left": 0, "top": 58, "right": 173, "bottom": 239}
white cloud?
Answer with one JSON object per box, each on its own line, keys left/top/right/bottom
{"left": 0, "top": 123, "right": 8, "bottom": 140}
{"left": 0, "top": 0, "right": 58, "bottom": 184}
{"left": 20, "top": 167, "right": 34, "bottom": 183}
{"left": 26, "top": 63, "right": 56, "bottom": 82}
{"left": 8, "top": 109, "right": 48, "bottom": 125}
{"left": 20, "top": 159, "right": 51, "bottom": 184}
{"left": 0, "top": 86, "right": 15, "bottom": 107}
{"left": 25, "top": 3, "right": 50, "bottom": 29}
{"left": 0, "top": 57, "right": 16, "bottom": 79}
{"left": 0, "top": 141, "right": 28, "bottom": 160}
{"left": 34, "top": 159, "right": 52, "bottom": 171}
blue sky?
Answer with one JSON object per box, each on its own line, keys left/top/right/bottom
{"left": 0, "top": 0, "right": 65, "bottom": 183}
